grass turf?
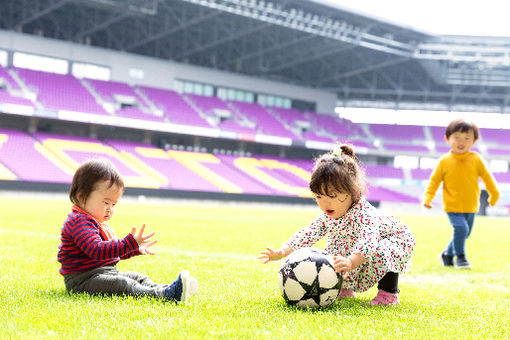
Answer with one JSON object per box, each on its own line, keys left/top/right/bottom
{"left": 1, "top": 196, "right": 509, "bottom": 339}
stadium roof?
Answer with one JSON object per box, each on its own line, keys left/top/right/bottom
{"left": 1, "top": 0, "right": 510, "bottom": 113}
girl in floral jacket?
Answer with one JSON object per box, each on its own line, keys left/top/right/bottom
{"left": 259, "top": 144, "right": 415, "bottom": 306}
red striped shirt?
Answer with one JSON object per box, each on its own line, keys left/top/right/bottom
{"left": 57, "top": 207, "right": 140, "bottom": 275}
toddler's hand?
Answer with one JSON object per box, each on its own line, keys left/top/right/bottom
{"left": 333, "top": 256, "right": 352, "bottom": 279}
{"left": 131, "top": 223, "right": 157, "bottom": 255}
{"left": 258, "top": 247, "right": 285, "bottom": 264}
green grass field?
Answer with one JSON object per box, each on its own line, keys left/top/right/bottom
{"left": 1, "top": 195, "right": 509, "bottom": 339}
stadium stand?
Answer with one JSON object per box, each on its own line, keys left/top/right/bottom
{"left": 310, "top": 112, "right": 367, "bottom": 141}
{"left": 480, "top": 128, "right": 510, "bottom": 146}
{"left": 228, "top": 101, "right": 298, "bottom": 139}
{"left": 0, "top": 65, "right": 509, "bottom": 208}
{"left": 0, "top": 128, "right": 72, "bottom": 183}
{"left": 0, "top": 89, "right": 33, "bottom": 107}
{"left": 382, "top": 143, "right": 430, "bottom": 153}
{"left": 186, "top": 95, "right": 257, "bottom": 134}
{"left": 369, "top": 124, "right": 426, "bottom": 142}
{"left": 84, "top": 79, "right": 165, "bottom": 122}
{"left": 13, "top": 67, "right": 108, "bottom": 115}
{"left": 137, "top": 86, "right": 212, "bottom": 128}
{"left": 0, "top": 128, "right": 430, "bottom": 203}
{"left": 410, "top": 168, "right": 433, "bottom": 181}
{"left": 365, "top": 164, "right": 404, "bottom": 180}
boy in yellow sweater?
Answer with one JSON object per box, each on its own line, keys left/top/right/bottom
{"left": 423, "top": 119, "right": 499, "bottom": 269}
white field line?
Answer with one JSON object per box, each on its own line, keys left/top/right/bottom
{"left": 3, "top": 228, "right": 509, "bottom": 290}
{"left": 0, "top": 228, "right": 59, "bottom": 239}
{"left": 0, "top": 228, "right": 256, "bottom": 261}
{"left": 402, "top": 273, "right": 510, "bottom": 291}
{"left": 156, "top": 246, "right": 257, "bottom": 261}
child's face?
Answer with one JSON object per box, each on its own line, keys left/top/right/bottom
{"left": 313, "top": 188, "right": 353, "bottom": 220}
{"left": 79, "top": 180, "right": 123, "bottom": 223}
{"left": 445, "top": 129, "right": 476, "bottom": 154}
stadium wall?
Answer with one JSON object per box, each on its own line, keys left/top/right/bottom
{"left": 0, "top": 30, "right": 337, "bottom": 113}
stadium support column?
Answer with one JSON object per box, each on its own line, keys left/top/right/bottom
{"left": 279, "top": 146, "right": 286, "bottom": 158}
{"left": 193, "top": 135, "right": 201, "bottom": 151}
{"left": 143, "top": 130, "right": 151, "bottom": 144}
{"left": 28, "top": 117, "right": 37, "bottom": 134}
{"left": 89, "top": 125, "right": 97, "bottom": 139}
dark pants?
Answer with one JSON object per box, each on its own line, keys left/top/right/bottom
{"left": 378, "top": 272, "right": 399, "bottom": 294}
{"left": 63, "top": 266, "right": 170, "bottom": 298}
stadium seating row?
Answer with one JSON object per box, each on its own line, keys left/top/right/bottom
{"left": 0, "top": 128, "right": 425, "bottom": 203}
{"left": 1, "top": 65, "right": 509, "bottom": 156}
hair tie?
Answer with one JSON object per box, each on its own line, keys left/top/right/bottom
{"left": 331, "top": 146, "right": 342, "bottom": 158}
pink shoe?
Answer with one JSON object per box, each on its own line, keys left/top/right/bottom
{"left": 369, "top": 290, "right": 399, "bottom": 306}
{"left": 338, "top": 288, "right": 356, "bottom": 299}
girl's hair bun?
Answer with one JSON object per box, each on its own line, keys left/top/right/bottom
{"left": 340, "top": 144, "right": 355, "bottom": 158}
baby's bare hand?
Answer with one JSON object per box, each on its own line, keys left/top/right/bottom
{"left": 333, "top": 256, "right": 352, "bottom": 278}
{"left": 131, "top": 223, "right": 156, "bottom": 245}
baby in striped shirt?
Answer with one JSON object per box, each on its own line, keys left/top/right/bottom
{"left": 58, "top": 159, "right": 197, "bottom": 302}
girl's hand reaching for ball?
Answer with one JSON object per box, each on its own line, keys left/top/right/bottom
{"left": 258, "top": 244, "right": 293, "bottom": 264}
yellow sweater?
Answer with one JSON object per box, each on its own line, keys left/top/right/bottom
{"left": 423, "top": 151, "right": 500, "bottom": 213}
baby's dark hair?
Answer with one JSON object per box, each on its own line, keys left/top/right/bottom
{"left": 309, "top": 144, "right": 367, "bottom": 203}
{"left": 445, "top": 119, "right": 479, "bottom": 141}
{"left": 69, "top": 159, "right": 124, "bottom": 205}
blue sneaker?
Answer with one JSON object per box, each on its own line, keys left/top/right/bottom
{"left": 455, "top": 255, "right": 472, "bottom": 269}
{"left": 439, "top": 251, "right": 454, "bottom": 267}
{"left": 165, "top": 270, "right": 198, "bottom": 303}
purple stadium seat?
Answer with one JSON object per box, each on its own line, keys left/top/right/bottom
{"left": 430, "top": 126, "right": 446, "bottom": 142}
{"left": 383, "top": 143, "right": 430, "bottom": 153}
{"left": 114, "top": 106, "right": 165, "bottom": 122}
{"left": 228, "top": 101, "right": 298, "bottom": 139}
{"left": 369, "top": 124, "right": 425, "bottom": 141}
{"left": 0, "top": 129, "right": 71, "bottom": 183}
{"left": 186, "top": 95, "right": 258, "bottom": 134}
{"left": 310, "top": 113, "right": 366, "bottom": 139}
{"left": 13, "top": 67, "right": 108, "bottom": 115}
{"left": 486, "top": 147, "right": 510, "bottom": 156}
{"left": 0, "top": 65, "right": 22, "bottom": 91}
{"left": 302, "top": 131, "right": 334, "bottom": 143}
{"left": 366, "top": 185, "right": 419, "bottom": 203}
{"left": 0, "top": 90, "right": 34, "bottom": 107}
{"left": 86, "top": 78, "right": 150, "bottom": 107}
{"left": 365, "top": 164, "right": 404, "bottom": 179}
{"left": 138, "top": 86, "right": 212, "bottom": 128}
{"left": 411, "top": 168, "right": 432, "bottom": 180}
{"left": 85, "top": 79, "right": 164, "bottom": 122}
{"left": 494, "top": 172, "right": 510, "bottom": 183}
{"left": 480, "top": 128, "right": 510, "bottom": 145}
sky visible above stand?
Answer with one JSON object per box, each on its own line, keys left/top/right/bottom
{"left": 320, "top": 0, "right": 510, "bottom": 37}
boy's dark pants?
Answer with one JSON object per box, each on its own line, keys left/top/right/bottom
{"left": 64, "top": 265, "right": 169, "bottom": 298}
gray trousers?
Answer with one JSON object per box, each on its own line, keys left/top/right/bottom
{"left": 63, "top": 266, "right": 169, "bottom": 298}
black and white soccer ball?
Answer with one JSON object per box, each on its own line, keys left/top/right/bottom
{"left": 278, "top": 247, "right": 343, "bottom": 308}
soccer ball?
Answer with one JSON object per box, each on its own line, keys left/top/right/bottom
{"left": 278, "top": 247, "right": 343, "bottom": 308}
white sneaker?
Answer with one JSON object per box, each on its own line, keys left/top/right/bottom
{"left": 179, "top": 270, "right": 198, "bottom": 303}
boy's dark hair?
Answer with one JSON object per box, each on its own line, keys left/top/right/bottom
{"left": 69, "top": 159, "right": 124, "bottom": 205}
{"left": 309, "top": 144, "right": 367, "bottom": 204}
{"left": 445, "top": 119, "right": 479, "bottom": 141}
